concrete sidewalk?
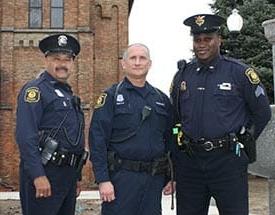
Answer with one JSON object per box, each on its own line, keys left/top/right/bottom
{"left": 161, "top": 195, "right": 219, "bottom": 215}
{"left": 0, "top": 191, "right": 219, "bottom": 215}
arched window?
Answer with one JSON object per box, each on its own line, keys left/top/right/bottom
{"left": 29, "top": 0, "right": 42, "bottom": 28}
{"left": 51, "top": 0, "right": 64, "bottom": 28}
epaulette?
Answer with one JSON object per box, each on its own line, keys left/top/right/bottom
{"left": 177, "top": 59, "right": 187, "bottom": 70}
{"left": 223, "top": 56, "right": 247, "bottom": 68}
{"left": 174, "top": 59, "right": 187, "bottom": 80}
{"left": 22, "top": 74, "right": 45, "bottom": 90}
{"left": 94, "top": 82, "right": 120, "bottom": 109}
{"left": 105, "top": 83, "right": 118, "bottom": 95}
{"left": 170, "top": 59, "right": 187, "bottom": 95}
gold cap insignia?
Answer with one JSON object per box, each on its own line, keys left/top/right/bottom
{"left": 24, "top": 87, "right": 40, "bottom": 103}
{"left": 180, "top": 81, "right": 187, "bottom": 91}
{"left": 95, "top": 93, "right": 107, "bottom": 109}
{"left": 245, "top": 68, "right": 260, "bottom": 85}
{"left": 195, "top": 16, "right": 205, "bottom": 26}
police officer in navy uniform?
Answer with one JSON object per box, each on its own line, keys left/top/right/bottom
{"left": 170, "top": 14, "right": 271, "bottom": 215}
{"left": 89, "top": 43, "right": 174, "bottom": 215}
{"left": 16, "top": 34, "right": 88, "bottom": 215}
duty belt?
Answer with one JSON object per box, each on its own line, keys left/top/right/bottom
{"left": 107, "top": 151, "right": 170, "bottom": 176}
{"left": 182, "top": 135, "right": 235, "bottom": 152}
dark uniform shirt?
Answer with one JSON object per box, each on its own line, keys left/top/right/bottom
{"left": 89, "top": 78, "right": 172, "bottom": 183}
{"left": 16, "top": 71, "right": 85, "bottom": 180}
{"left": 171, "top": 55, "right": 271, "bottom": 141}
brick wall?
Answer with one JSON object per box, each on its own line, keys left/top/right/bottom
{"left": 0, "top": 0, "right": 130, "bottom": 190}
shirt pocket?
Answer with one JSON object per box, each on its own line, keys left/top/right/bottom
{"left": 180, "top": 90, "right": 192, "bottom": 117}
{"left": 53, "top": 98, "right": 72, "bottom": 111}
{"left": 154, "top": 105, "right": 168, "bottom": 132}
{"left": 113, "top": 105, "right": 135, "bottom": 129}
{"left": 213, "top": 88, "right": 240, "bottom": 112}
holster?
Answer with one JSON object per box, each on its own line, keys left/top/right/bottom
{"left": 173, "top": 124, "right": 193, "bottom": 155}
{"left": 76, "top": 150, "right": 89, "bottom": 180}
{"left": 238, "top": 131, "right": 256, "bottom": 163}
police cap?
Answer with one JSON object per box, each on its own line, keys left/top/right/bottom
{"left": 39, "top": 34, "right": 80, "bottom": 57}
{"left": 183, "top": 14, "right": 225, "bottom": 34}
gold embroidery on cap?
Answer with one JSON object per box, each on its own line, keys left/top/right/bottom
{"left": 195, "top": 16, "right": 205, "bottom": 26}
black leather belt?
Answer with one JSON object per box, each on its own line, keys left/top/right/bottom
{"left": 107, "top": 151, "right": 170, "bottom": 176}
{"left": 189, "top": 137, "right": 231, "bottom": 152}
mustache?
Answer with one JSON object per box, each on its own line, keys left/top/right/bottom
{"left": 55, "top": 66, "right": 68, "bottom": 72}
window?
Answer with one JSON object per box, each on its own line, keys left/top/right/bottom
{"left": 29, "top": 0, "right": 42, "bottom": 28}
{"left": 51, "top": 0, "right": 64, "bottom": 28}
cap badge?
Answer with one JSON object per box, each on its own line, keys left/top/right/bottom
{"left": 195, "top": 16, "right": 205, "bottom": 26}
{"left": 58, "top": 35, "right": 68, "bottom": 47}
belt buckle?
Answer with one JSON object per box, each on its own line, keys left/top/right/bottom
{"left": 203, "top": 141, "right": 214, "bottom": 151}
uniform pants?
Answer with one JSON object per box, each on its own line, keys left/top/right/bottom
{"left": 102, "top": 169, "right": 165, "bottom": 215}
{"left": 20, "top": 162, "right": 78, "bottom": 215}
{"left": 175, "top": 149, "right": 249, "bottom": 215}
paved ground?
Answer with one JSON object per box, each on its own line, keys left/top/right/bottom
{"left": 0, "top": 177, "right": 268, "bottom": 215}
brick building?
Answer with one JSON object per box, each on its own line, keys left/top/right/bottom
{"left": 0, "top": 0, "right": 134, "bottom": 190}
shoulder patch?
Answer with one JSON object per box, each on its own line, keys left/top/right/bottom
{"left": 95, "top": 93, "right": 107, "bottom": 109}
{"left": 245, "top": 68, "right": 260, "bottom": 85}
{"left": 24, "top": 87, "right": 40, "bottom": 103}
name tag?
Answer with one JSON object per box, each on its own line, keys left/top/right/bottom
{"left": 218, "top": 83, "right": 232, "bottom": 90}
{"left": 156, "top": 102, "right": 165, "bottom": 106}
{"left": 55, "top": 89, "right": 64, "bottom": 97}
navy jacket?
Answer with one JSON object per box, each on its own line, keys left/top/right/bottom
{"left": 89, "top": 78, "right": 172, "bottom": 183}
{"left": 170, "top": 55, "right": 271, "bottom": 141}
{"left": 16, "top": 71, "right": 85, "bottom": 180}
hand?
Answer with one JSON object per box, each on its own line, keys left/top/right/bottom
{"left": 76, "top": 181, "right": 81, "bottom": 197}
{"left": 98, "top": 181, "right": 115, "bottom": 202}
{"left": 163, "top": 180, "right": 176, "bottom": 195}
{"left": 33, "top": 176, "right": 51, "bottom": 198}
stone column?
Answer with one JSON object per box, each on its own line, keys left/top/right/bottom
{"left": 263, "top": 19, "right": 275, "bottom": 101}
{"left": 269, "top": 179, "right": 275, "bottom": 215}
{"left": 262, "top": 18, "right": 275, "bottom": 215}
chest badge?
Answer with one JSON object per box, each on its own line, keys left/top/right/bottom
{"left": 116, "top": 94, "right": 124, "bottom": 103}
{"left": 180, "top": 81, "right": 187, "bottom": 91}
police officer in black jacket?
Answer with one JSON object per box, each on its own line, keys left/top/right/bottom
{"left": 89, "top": 43, "right": 174, "bottom": 215}
{"left": 170, "top": 14, "right": 271, "bottom": 215}
{"left": 16, "top": 34, "right": 87, "bottom": 215}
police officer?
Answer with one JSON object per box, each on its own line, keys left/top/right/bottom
{"left": 16, "top": 34, "right": 87, "bottom": 215}
{"left": 89, "top": 43, "right": 173, "bottom": 215}
{"left": 170, "top": 14, "right": 271, "bottom": 215}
